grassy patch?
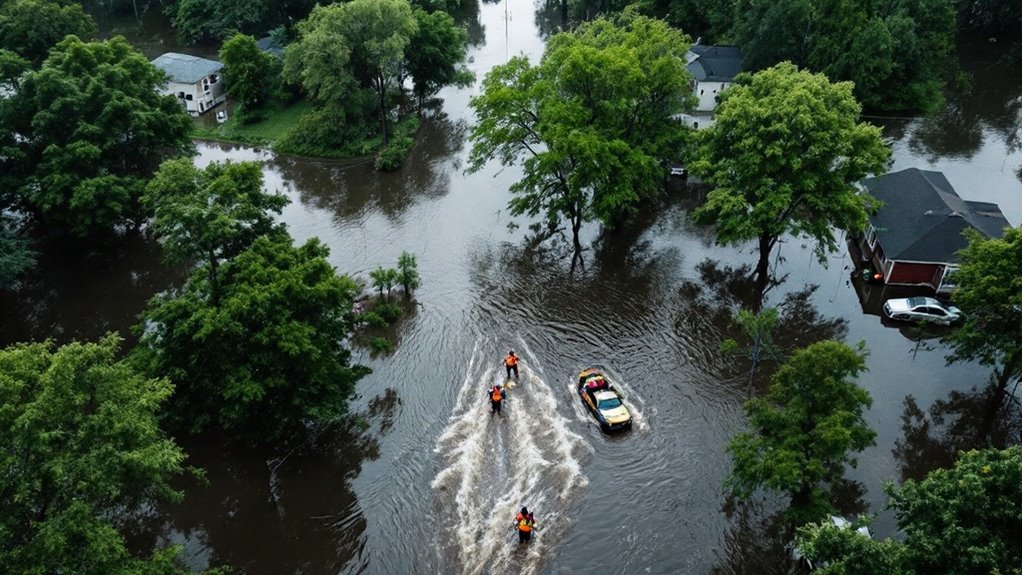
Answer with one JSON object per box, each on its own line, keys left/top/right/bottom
{"left": 192, "top": 100, "right": 314, "bottom": 147}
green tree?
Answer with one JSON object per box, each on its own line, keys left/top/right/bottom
{"left": 405, "top": 7, "right": 473, "bottom": 111}
{"left": 798, "top": 447, "right": 1022, "bottom": 574}
{"left": 721, "top": 307, "right": 782, "bottom": 389}
{"left": 143, "top": 159, "right": 288, "bottom": 304}
{"left": 134, "top": 235, "right": 370, "bottom": 440}
{"left": 0, "top": 49, "right": 30, "bottom": 89}
{"left": 0, "top": 0, "right": 96, "bottom": 66}
{"left": 796, "top": 520, "right": 909, "bottom": 575}
{"left": 0, "top": 335, "right": 189, "bottom": 574}
{"left": 691, "top": 62, "right": 890, "bottom": 300}
{"left": 732, "top": 0, "right": 954, "bottom": 113}
{"left": 726, "top": 340, "right": 875, "bottom": 525}
{"left": 889, "top": 446, "right": 1022, "bottom": 574}
{"left": 945, "top": 227, "right": 1022, "bottom": 418}
{"left": 170, "top": 0, "right": 267, "bottom": 44}
{"left": 369, "top": 266, "right": 399, "bottom": 301}
{"left": 0, "top": 218, "right": 36, "bottom": 286}
{"left": 283, "top": 0, "right": 417, "bottom": 145}
{"left": 219, "top": 33, "right": 276, "bottom": 112}
{"left": 2, "top": 36, "right": 193, "bottom": 236}
{"left": 396, "top": 250, "right": 420, "bottom": 296}
{"left": 469, "top": 13, "right": 695, "bottom": 256}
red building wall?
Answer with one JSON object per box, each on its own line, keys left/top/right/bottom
{"left": 886, "top": 261, "right": 940, "bottom": 287}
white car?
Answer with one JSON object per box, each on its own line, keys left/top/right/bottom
{"left": 882, "top": 296, "right": 962, "bottom": 325}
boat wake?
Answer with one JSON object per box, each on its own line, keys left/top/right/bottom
{"left": 431, "top": 338, "right": 590, "bottom": 574}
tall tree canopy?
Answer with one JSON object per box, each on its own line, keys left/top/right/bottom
{"left": 946, "top": 227, "right": 1022, "bottom": 398}
{"left": 0, "top": 335, "right": 189, "bottom": 574}
{"left": 691, "top": 62, "right": 890, "bottom": 297}
{"left": 169, "top": 0, "right": 267, "bottom": 45}
{"left": 219, "top": 33, "right": 277, "bottom": 112}
{"left": 143, "top": 158, "right": 289, "bottom": 303}
{"left": 134, "top": 235, "right": 370, "bottom": 440}
{"left": 726, "top": 340, "right": 875, "bottom": 524}
{"left": 0, "top": 36, "right": 193, "bottom": 236}
{"left": 732, "top": 0, "right": 955, "bottom": 112}
{"left": 468, "top": 13, "right": 695, "bottom": 255}
{"left": 0, "top": 0, "right": 96, "bottom": 66}
{"left": 405, "top": 7, "right": 473, "bottom": 111}
{"left": 797, "top": 446, "right": 1022, "bottom": 574}
{"left": 284, "top": 0, "right": 418, "bottom": 145}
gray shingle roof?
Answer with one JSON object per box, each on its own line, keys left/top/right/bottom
{"left": 256, "top": 37, "right": 284, "bottom": 58}
{"left": 151, "top": 52, "right": 223, "bottom": 84}
{"left": 686, "top": 45, "right": 744, "bottom": 82}
{"left": 862, "top": 168, "right": 1009, "bottom": 263}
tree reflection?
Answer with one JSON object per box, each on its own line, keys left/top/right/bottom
{"left": 125, "top": 392, "right": 399, "bottom": 574}
{"left": 0, "top": 233, "right": 185, "bottom": 346}
{"left": 674, "top": 259, "right": 849, "bottom": 391}
{"left": 534, "top": 0, "right": 569, "bottom": 40}
{"left": 713, "top": 501, "right": 791, "bottom": 575}
{"left": 270, "top": 116, "right": 466, "bottom": 223}
{"left": 894, "top": 381, "right": 1022, "bottom": 482}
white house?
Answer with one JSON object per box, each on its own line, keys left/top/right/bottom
{"left": 151, "top": 52, "right": 226, "bottom": 116}
{"left": 678, "top": 45, "right": 743, "bottom": 129}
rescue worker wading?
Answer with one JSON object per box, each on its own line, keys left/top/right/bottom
{"left": 504, "top": 350, "right": 520, "bottom": 380}
{"left": 514, "top": 506, "right": 536, "bottom": 543}
{"left": 489, "top": 385, "right": 504, "bottom": 415}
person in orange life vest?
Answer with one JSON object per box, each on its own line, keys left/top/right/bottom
{"left": 514, "top": 506, "right": 535, "bottom": 543}
{"left": 489, "top": 385, "right": 504, "bottom": 415}
{"left": 504, "top": 350, "right": 519, "bottom": 379}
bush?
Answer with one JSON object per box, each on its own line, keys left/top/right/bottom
{"left": 374, "top": 134, "right": 414, "bottom": 171}
{"left": 374, "top": 301, "right": 403, "bottom": 322}
{"left": 359, "top": 311, "right": 388, "bottom": 328}
{"left": 369, "top": 337, "right": 394, "bottom": 354}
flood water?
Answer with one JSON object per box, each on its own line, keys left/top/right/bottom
{"left": 3, "top": 2, "right": 1022, "bottom": 573}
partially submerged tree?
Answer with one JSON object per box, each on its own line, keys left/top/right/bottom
{"left": 727, "top": 340, "right": 875, "bottom": 525}
{"left": 134, "top": 235, "right": 370, "bottom": 440}
{"left": 797, "top": 446, "right": 1022, "bottom": 574}
{"left": 944, "top": 227, "right": 1022, "bottom": 434}
{"left": 0, "top": 335, "right": 190, "bottom": 573}
{"left": 468, "top": 13, "right": 695, "bottom": 258}
{"left": 396, "top": 250, "right": 420, "bottom": 296}
{"left": 143, "top": 159, "right": 289, "bottom": 303}
{"left": 691, "top": 62, "right": 890, "bottom": 302}
{"left": 405, "top": 7, "right": 473, "bottom": 111}
{"left": 2, "top": 36, "right": 193, "bottom": 236}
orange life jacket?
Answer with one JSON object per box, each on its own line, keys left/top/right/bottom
{"left": 491, "top": 388, "right": 502, "bottom": 401}
{"left": 505, "top": 355, "right": 518, "bottom": 367}
{"left": 518, "top": 518, "right": 533, "bottom": 532}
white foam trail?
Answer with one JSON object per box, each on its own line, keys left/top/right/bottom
{"left": 432, "top": 338, "right": 591, "bottom": 574}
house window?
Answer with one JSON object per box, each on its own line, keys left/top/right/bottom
{"left": 866, "top": 224, "right": 877, "bottom": 249}
{"left": 941, "top": 266, "right": 960, "bottom": 290}
{"left": 210, "top": 73, "right": 219, "bottom": 84}
{"left": 700, "top": 89, "right": 704, "bottom": 95}
{"left": 177, "top": 91, "right": 185, "bottom": 99}
{"left": 185, "top": 94, "right": 193, "bottom": 101}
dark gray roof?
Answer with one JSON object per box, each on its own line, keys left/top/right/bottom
{"left": 256, "top": 37, "right": 284, "bottom": 58}
{"left": 151, "top": 52, "right": 223, "bottom": 84}
{"left": 862, "top": 168, "right": 1009, "bottom": 263}
{"left": 686, "top": 45, "right": 744, "bottom": 82}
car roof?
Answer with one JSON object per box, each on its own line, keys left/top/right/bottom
{"left": 594, "top": 390, "right": 618, "bottom": 401}
{"left": 906, "top": 296, "right": 940, "bottom": 307}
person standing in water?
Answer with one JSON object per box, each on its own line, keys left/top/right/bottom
{"left": 514, "top": 506, "right": 535, "bottom": 543}
{"left": 504, "top": 350, "right": 520, "bottom": 380}
{"left": 489, "top": 384, "right": 504, "bottom": 415}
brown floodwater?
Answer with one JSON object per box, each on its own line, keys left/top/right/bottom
{"left": 2, "top": 3, "right": 1021, "bottom": 574}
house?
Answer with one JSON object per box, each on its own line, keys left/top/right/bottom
{"left": 151, "top": 52, "right": 226, "bottom": 116}
{"left": 685, "top": 45, "right": 743, "bottom": 114}
{"left": 855, "top": 167, "right": 1010, "bottom": 294}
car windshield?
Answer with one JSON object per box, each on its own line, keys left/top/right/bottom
{"left": 598, "top": 397, "right": 622, "bottom": 410}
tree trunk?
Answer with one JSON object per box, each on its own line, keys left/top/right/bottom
{"left": 753, "top": 234, "right": 774, "bottom": 312}
{"left": 978, "top": 354, "right": 1021, "bottom": 444}
{"left": 378, "top": 77, "right": 388, "bottom": 146}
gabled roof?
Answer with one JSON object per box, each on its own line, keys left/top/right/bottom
{"left": 256, "top": 36, "right": 284, "bottom": 58}
{"left": 862, "top": 168, "right": 1009, "bottom": 264}
{"left": 151, "top": 52, "right": 223, "bottom": 84}
{"left": 686, "top": 45, "right": 744, "bottom": 83}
